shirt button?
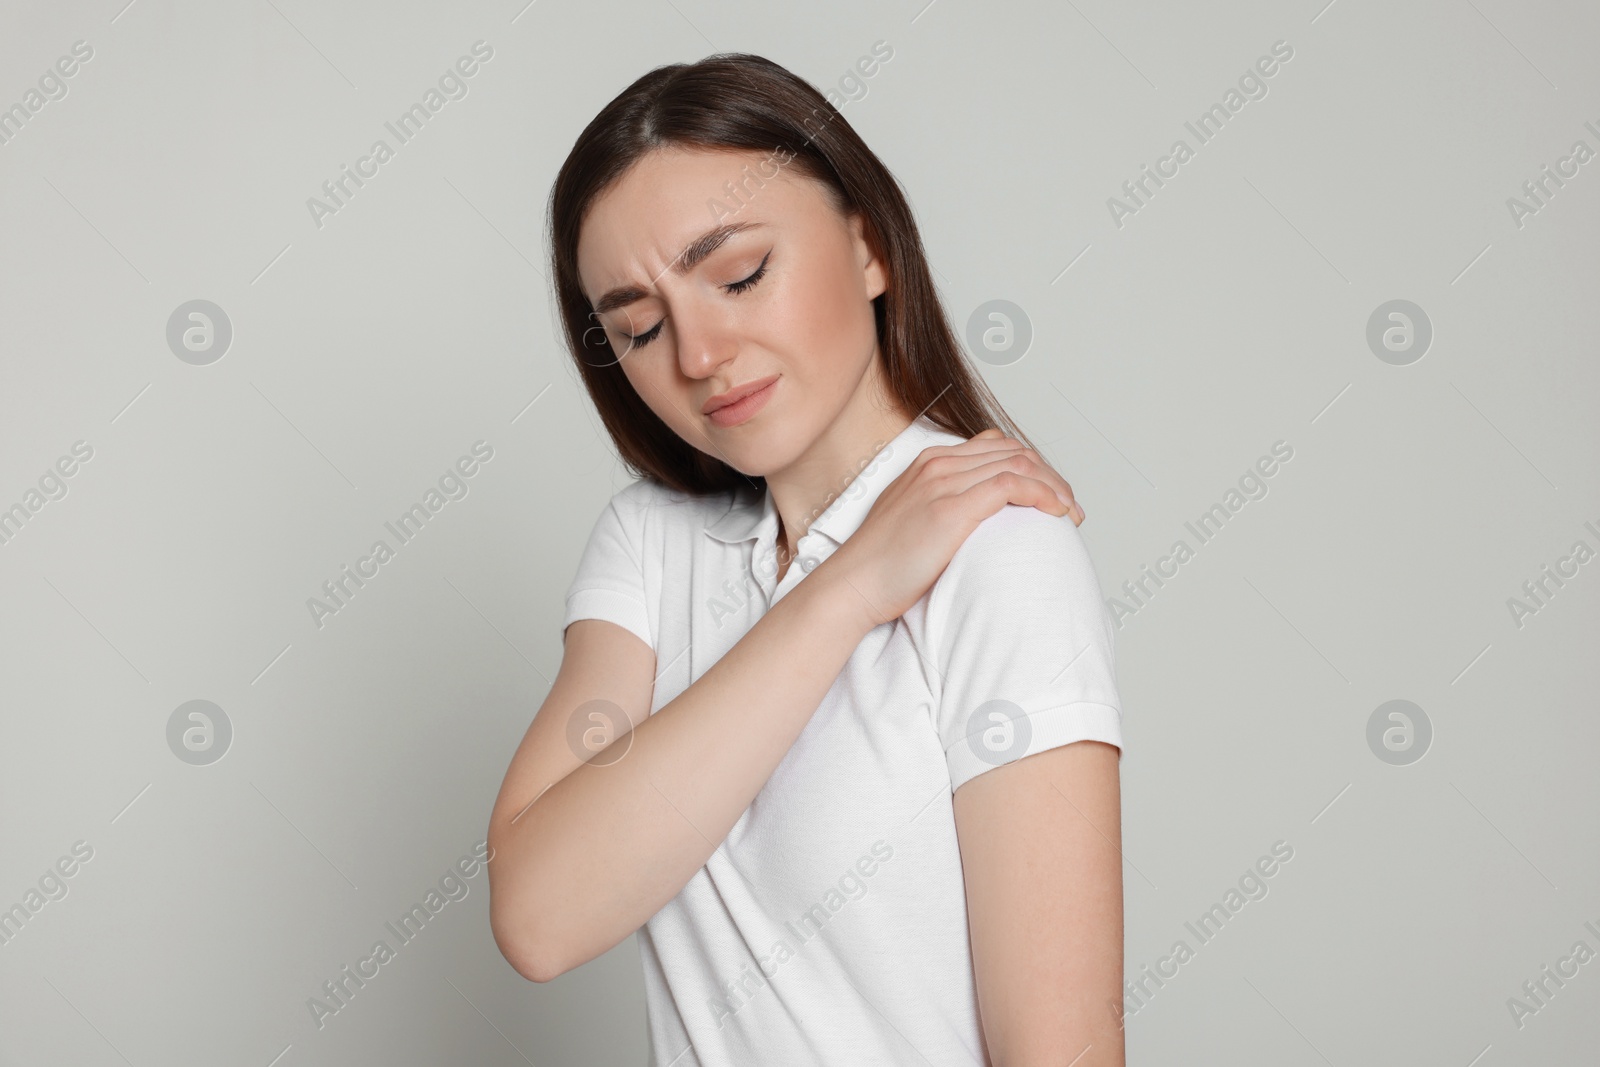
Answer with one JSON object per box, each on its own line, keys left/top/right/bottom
{"left": 799, "top": 557, "right": 817, "bottom": 573}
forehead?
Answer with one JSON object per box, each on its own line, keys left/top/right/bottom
{"left": 576, "top": 146, "right": 816, "bottom": 298}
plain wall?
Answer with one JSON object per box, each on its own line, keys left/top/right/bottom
{"left": 0, "top": 0, "right": 1596, "bottom": 1063}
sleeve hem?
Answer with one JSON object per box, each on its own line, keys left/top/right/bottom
{"left": 563, "top": 588, "right": 653, "bottom": 652}
{"left": 945, "top": 701, "right": 1122, "bottom": 793}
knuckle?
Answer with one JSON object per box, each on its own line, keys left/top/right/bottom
{"left": 926, "top": 496, "right": 958, "bottom": 524}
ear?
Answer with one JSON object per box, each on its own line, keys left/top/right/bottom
{"left": 848, "top": 212, "right": 889, "bottom": 302}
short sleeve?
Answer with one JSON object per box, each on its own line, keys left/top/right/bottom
{"left": 928, "top": 505, "right": 1123, "bottom": 792}
{"left": 561, "top": 487, "right": 654, "bottom": 652}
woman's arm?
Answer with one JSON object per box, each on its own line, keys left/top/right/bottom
{"left": 955, "top": 739, "right": 1125, "bottom": 1066}
{"left": 487, "top": 568, "right": 878, "bottom": 982}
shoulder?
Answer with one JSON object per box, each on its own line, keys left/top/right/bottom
{"left": 568, "top": 477, "right": 733, "bottom": 594}
{"left": 928, "top": 505, "right": 1105, "bottom": 619}
{"left": 949, "top": 504, "right": 1098, "bottom": 583}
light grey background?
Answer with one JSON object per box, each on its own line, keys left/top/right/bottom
{"left": 1, "top": 0, "right": 1596, "bottom": 1063}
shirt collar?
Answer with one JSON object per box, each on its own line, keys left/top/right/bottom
{"left": 703, "top": 415, "right": 966, "bottom": 547}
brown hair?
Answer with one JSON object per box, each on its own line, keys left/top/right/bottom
{"left": 548, "top": 52, "right": 1036, "bottom": 495}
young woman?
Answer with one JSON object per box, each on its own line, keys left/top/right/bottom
{"left": 488, "top": 53, "right": 1126, "bottom": 1066}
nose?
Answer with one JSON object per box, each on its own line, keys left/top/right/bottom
{"left": 671, "top": 296, "right": 738, "bottom": 381}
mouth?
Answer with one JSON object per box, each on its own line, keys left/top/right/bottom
{"left": 703, "top": 374, "right": 779, "bottom": 428}
{"left": 702, "top": 374, "right": 779, "bottom": 415}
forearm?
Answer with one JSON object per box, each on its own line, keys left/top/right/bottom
{"left": 490, "top": 563, "right": 876, "bottom": 980}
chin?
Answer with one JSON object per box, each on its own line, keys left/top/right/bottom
{"left": 709, "top": 444, "right": 783, "bottom": 480}
{"left": 707, "top": 422, "right": 809, "bottom": 480}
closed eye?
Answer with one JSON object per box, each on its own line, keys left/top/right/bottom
{"left": 722, "top": 252, "right": 769, "bottom": 294}
{"left": 621, "top": 252, "right": 771, "bottom": 349}
{"left": 623, "top": 320, "right": 664, "bottom": 349}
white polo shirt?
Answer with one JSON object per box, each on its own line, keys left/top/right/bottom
{"left": 561, "top": 415, "right": 1124, "bottom": 1066}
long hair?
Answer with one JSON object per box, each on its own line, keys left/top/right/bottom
{"left": 548, "top": 52, "right": 1037, "bottom": 495}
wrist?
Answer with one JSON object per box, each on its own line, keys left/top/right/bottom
{"left": 808, "top": 549, "right": 886, "bottom": 636}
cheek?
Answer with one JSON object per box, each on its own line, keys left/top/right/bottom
{"left": 772, "top": 264, "right": 876, "bottom": 371}
{"left": 620, "top": 356, "right": 690, "bottom": 428}
{"left": 618, "top": 355, "right": 658, "bottom": 402}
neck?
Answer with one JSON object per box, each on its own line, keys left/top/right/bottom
{"left": 765, "top": 359, "right": 914, "bottom": 565}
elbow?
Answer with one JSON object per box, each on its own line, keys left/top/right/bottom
{"left": 487, "top": 868, "right": 567, "bottom": 984}
{"left": 506, "top": 948, "right": 564, "bottom": 985}
{"left": 490, "top": 905, "right": 565, "bottom": 984}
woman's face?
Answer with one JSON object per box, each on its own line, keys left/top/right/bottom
{"left": 575, "top": 146, "right": 889, "bottom": 477}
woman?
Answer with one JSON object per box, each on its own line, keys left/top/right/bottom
{"left": 488, "top": 53, "right": 1126, "bottom": 1066}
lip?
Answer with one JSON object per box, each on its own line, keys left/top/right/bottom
{"left": 704, "top": 375, "right": 779, "bottom": 428}
{"left": 702, "top": 373, "right": 780, "bottom": 415}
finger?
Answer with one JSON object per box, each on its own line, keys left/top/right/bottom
{"left": 951, "top": 429, "right": 1018, "bottom": 455}
{"left": 941, "top": 454, "right": 1074, "bottom": 518}
{"left": 959, "top": 468, "right": 1076, "bottom": 523}
{"left": 1036, "top": 470, "right": 1085, "bottom": 526}
{"left": 948, "top": 433, "right": 1087, "bottom": 526}
{"left": 964, "top": 444, "right": 1085, "bottom": 526}
{"left": 940, "top": 451, "right": 1070, "bottom": 508}
{"left": 918, "top": 435, "right": 1029, "bottom": 466}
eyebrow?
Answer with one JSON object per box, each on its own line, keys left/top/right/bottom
{"left": 591, "top": 221, "right": 767, "bottom": 316}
